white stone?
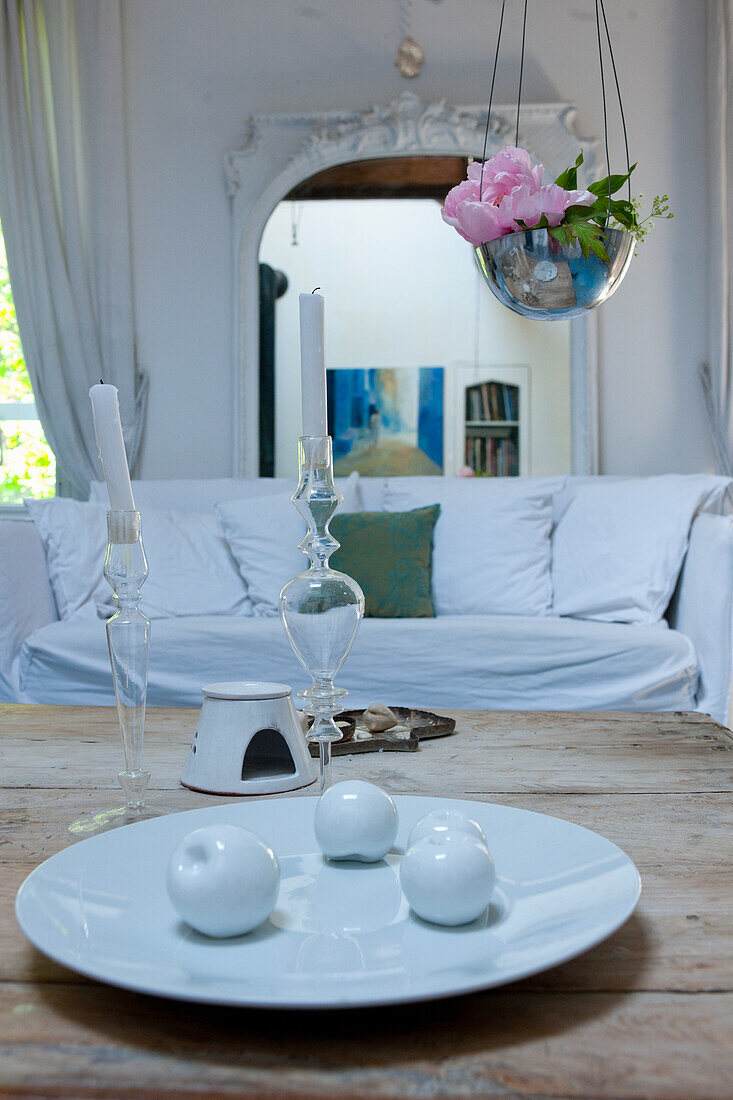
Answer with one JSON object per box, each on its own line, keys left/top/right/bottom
{"left": 400, "top": 831, "right": 496, "bottom": 926}
{"left": 166, "top": 824, "right": 280, "bottom": 938}
{"left": 362, "top": 702, "right": 398, "bottom": 732}
{"left": 314, "top": 780, "right": 398, "bottom": 862}
{"left": 407, "top": 808, "right": 488, "bottom": 850}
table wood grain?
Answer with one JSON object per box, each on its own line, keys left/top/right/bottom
{"left": 0, "top": 704, "right": 731, "bottom": 1099}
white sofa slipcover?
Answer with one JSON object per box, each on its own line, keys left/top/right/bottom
{"left": 17, "top": 613, "right": 697, "bottom": 713}
{"left": 1, "top": 475, "right": 731, "bottom": 726}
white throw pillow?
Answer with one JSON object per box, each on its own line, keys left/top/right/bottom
{"left": 140, "top": 510, "right": 250, "bottom": 618}
{"left": 381, "top": 477, "right": 559, "bottom": 616}
{"left": 216, "top": 472, "right": 360, "bottom": 616}
{"left": 551, "top": 475, "right": 732, "bottom": 623}
{"left": 25, "top": 499, "right": 111, "bottom": 621}
{"left": 25, "top": 499, "right": 251, "bottom": 620}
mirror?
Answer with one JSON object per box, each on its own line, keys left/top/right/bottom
{"left": 260, "top": 156, "right": 572, "bottom": 479}
{"left": 227, "top": 94, "right": 600, "bottom": 478}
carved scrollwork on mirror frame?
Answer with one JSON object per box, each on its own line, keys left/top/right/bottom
{"left": 226, "top": 92, "right": 600, "bottom": 479}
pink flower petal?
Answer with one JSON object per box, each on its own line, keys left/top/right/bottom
{"left": 565, "top": 188, "right": 596, "bottom": 208}
{"left": 451, "top": 199, "right": 511, "bottom": 246}
{"left": 442, "top": 178, "right": 481, "bottom": 219}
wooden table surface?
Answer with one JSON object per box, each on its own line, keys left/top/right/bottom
{"left": 1, "top": 704, "right": 732, "bottom": 1099}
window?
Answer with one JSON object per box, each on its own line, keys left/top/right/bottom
{"left": 0, "top": 221, "right": 55, "bottom": 503}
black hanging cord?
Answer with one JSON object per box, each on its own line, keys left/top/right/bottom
{"left": 479, "top": 0, "right": 631, "bottom": 208}
{"left": 514, "top": 0, "right": 529, "bottom": 147}
{"left": 479, "top": 0, "right": 508, "bottom": 189}
{"left": 598, "top": 0, "right": 632, "bottom": 200}
{"left": 594, "top": 0, "right": 612, "bottom": 211}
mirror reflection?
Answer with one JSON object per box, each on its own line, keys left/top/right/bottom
{"left": 259, "top": 157, "right": 571, "bottom": 480}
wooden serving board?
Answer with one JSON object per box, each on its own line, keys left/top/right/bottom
{"left": 307, "top": 707, "right": 456, "bottom": 757}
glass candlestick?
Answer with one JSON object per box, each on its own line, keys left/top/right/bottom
{"left": 69, "top": 510, "right": 157, "bottom": 838}
{"left": 279, "top": 437, "right": 364, "bottom": 791}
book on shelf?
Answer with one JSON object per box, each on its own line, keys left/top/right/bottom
{"left": 464, "top": 379, "right": 520, "bottom": 475}
{"left": 466, "top": 381, "right": 518, "bottom": 424}
{"left": 465, "top": 433, "right": 519, "bottom": 477}
{"left": 480, "top": 383, "right": 490, "bottom": 421}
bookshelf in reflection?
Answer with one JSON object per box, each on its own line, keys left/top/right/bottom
{"left": 464, "top": 381, "right": 520, "bottom": 477}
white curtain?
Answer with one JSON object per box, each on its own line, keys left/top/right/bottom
{"left": 0, "top": 0, "right": 146, "bottom": 498}
{"left": 704, "top": 0, "right": 733, "bottom": 477}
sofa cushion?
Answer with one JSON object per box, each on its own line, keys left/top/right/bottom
{"left": 215, "top": 473, "right": 360, "bottom": 616}
{"left": 25, "top": 499, "right": 113, "bottom": 621}
{"left": 19, "top": 613, "right": 697, "bottom": 714}
{"left": 381, "top": 476, "right": 561, "bottom": 616}
{"left": 25, "top": 498, "right": 250, "bottom": 620}
{"left": 551, "top": 474, "right": 732, "bottom": 524}
{"left": 358, "top": 477, "right": 389, "bottom": 512}
{"left": 551, "top": 475, "right": 733, "bottom": 624}
{"left": 330, "top": 506, "right": 440, "bottom": 618}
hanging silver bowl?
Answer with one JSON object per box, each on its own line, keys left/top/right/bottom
{"left": 475, "top": 227, "right": 634, "bottom": 321}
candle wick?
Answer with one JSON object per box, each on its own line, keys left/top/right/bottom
{"left": 311, "top": 287, "right": 321, "bottom": 294}
{"left": 100, "top": 378, "right": 104, "bottom": 384}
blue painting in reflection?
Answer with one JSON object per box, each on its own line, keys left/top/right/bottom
{"left": 327, "top": 367, "right": 444, "bottom": 476}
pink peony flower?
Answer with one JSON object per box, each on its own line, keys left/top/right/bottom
{"left": 442, "top": 195, "right": 515, "bottom": 245}
{"left": 442, "top": 146, "right": 596, "bottom": 246}
{"left": 503, "top": 183, "right": 595, "bottom": 230}
{"left": 467, "top": 146, "right": 544, "bottom": 203}
{"left": 441, "top": 178, "right": 481, "bottom": 241}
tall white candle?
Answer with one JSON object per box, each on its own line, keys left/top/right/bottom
{"left": 89, "top": 383, "right": 135, "bottom": 511}
{"left": 299, "top": 291, "right": 327, "bottom": 437}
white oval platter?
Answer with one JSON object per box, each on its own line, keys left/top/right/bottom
{"left": 16, "top": 795, "right": 641, "bottom": 1009}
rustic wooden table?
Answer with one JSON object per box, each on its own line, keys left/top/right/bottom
{"left": 1, "top": 704, "right": 732, "bottom": 1099}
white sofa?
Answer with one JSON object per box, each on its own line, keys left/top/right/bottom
{"left": 2, "top": 474, "right": 732, "bottom": 727}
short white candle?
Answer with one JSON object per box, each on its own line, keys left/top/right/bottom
{"left": 299, "top": 291, "right": 327, "bottom": 437}
{"left": 89, "top": 383, "right": 135, "bottom": 511}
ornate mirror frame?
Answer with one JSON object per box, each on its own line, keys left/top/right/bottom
{"left": 226, "top": 92, "right": 600, "bottom": 478}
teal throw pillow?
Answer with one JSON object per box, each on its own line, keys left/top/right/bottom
{"left": 330, "top": 505, "right": 440, "bottom": 618}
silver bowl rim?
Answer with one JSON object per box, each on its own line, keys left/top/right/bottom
{"left": 475, "top": 224, "right": 634, "bottom": 257}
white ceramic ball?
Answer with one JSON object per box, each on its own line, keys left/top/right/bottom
{"left": 400, "top": 831, "right": 496, "bottom": 926}
{"left": 407, "top": 808, "right": 488, "bottom": 851}
{"left": 314, "top": 780, "right": 398, "bottom": 862}
{"left": 166, "top": 824, "right": 280, "bottom": 938}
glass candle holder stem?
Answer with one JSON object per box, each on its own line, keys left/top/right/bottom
{"left": 105, "top": 510, "right": 151, "bottom": 811}
{"left": 69, "top": 510, "right": 156, "bottom": 838}
{"left": 279, "top": 436, "right": 364, "bottom": 792}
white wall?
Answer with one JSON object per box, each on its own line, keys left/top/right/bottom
{"left": 260, "top": 199, "right": 570, "bottom": 478}
{"left": 122, "top": 0, "right": 715, "bottom": 478}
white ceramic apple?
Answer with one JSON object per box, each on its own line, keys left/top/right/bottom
{"left": 400, "top": 831, "right": 496, "bottom": 926}
{"left": 166, "top": 824, "right": 280, "bottom": 938}
{"left": 314, "top": 780, "right": 398, "bottom": 862}
{"left": 407, "top": 808, "right": 488, "bottom": 850}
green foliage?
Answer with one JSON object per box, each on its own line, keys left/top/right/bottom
{"left": 586, "top": 164, "right": 637, "bottom": 201}
{"left": 609, "top": 193, "right": 674, "bottom": 243}
{"left": 554, "top": 150, "right": 585, "bottom": 192}
{"left": 0, "top": 223, "right": 55, "bottom": 501}
{"left": 0, "top": 234, "right": 26, "bottom": 400}
{"left": 548, "top": 212, "right": 611, "bottom": 263}
{"left": 543, "top": 151, "right": 674, "bottom": 259}
{"left": 0, "top": 421, "right": 55, "bottom": 503}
